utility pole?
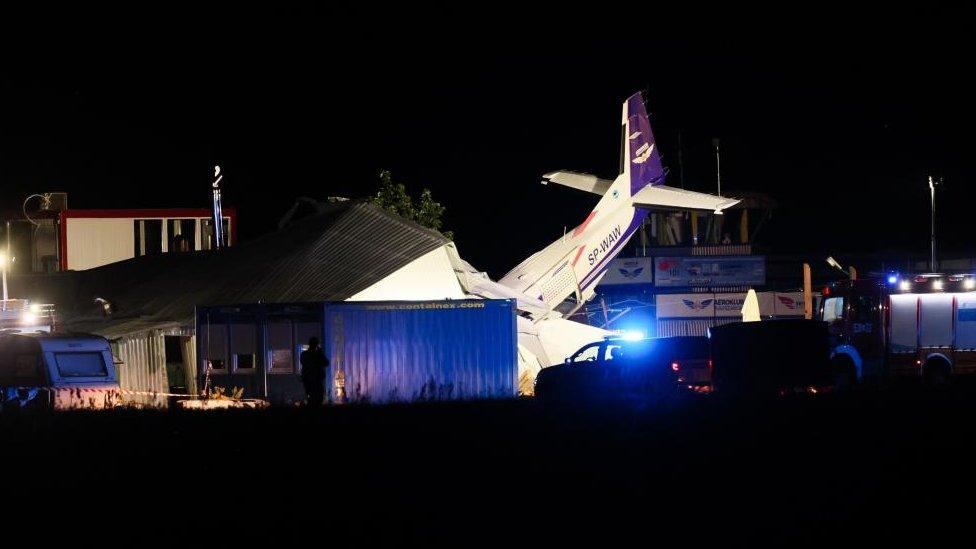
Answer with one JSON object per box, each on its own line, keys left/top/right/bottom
{"left": 929, "top": 176, "right": 938, "bottom": 272}
{"left": 712, "top": 138, "right": 722, "bottom": 196}
{"left": 677, "top": 131, "right": 685, "bottom": 189}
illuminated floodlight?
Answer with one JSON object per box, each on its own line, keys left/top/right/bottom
{"left": 620, "top": 330, "right": 645, "bottom": 341}
{"left": 899, "top": 280, "right": 911, "bottom": 291}
{"left": 29, "top": 303, "right": 41, "bottom": 313}
{"left": 966, "top": 279, "right": 976, "bottom": 291}
{"left": 0, "top": 253, "right": 6, "bottom": 266}
{"left": 933, "top": 279, "right": 944, "bottom": 291}
{"left": 21, "top": 311, "right": 36, "bottom": 324}
{"left": 887, "top": 274, "right": 898, "bottom": 285}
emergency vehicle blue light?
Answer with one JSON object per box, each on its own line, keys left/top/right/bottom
{"left": 620, "top": 330, "right": 645, "bottom": 341}
{"left": 887, "top": 275, "right": 898, "bottom": 285}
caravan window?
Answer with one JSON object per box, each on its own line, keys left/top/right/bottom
{"left": 55, "top": 352, "right": 108, "bottom": 377}
{"left": 0, "top": 353, "right": 46, "bottom": 386}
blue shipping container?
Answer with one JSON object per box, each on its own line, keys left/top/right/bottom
{"left": 197, "top": 299, "right": 518, "bottom": 405}
{"left": 325, "top": 300, "right": 517, "bottom": 403}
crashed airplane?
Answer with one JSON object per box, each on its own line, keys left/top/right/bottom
{"left": 447, "top": 92, "right": 739, "bottom": 390}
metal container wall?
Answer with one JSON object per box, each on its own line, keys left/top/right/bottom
{"left": 324, "top": 300, "right": 517, "bottom": 403}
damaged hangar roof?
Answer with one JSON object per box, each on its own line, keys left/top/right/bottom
{"left": 12, "top": 201, "right": 450, "bottom": 338}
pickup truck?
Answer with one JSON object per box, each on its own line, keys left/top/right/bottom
{"left": 534, "top": 335, "right": 710, "bottom": 403}
{"left": 0, "top": 332, "right": 122, "bottom": 410}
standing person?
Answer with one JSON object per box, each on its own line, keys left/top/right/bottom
{"left": 300, "top": 337, "right": 329, "bottom": 408}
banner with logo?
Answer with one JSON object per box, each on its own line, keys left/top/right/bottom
{"left": 656, "top": 292, "right": 805, "bottom": 319}
{"left": 599, "top": 257, "right": 654, "bottom": 286}
{"left": 654, "top": 256, "right": 765, "bottom": 287}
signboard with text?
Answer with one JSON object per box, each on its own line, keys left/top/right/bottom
{"left": 654, "top": 256, "right": 765, "bottom": 287}
{"left": 599, "top": 257, "right": 654, "bottom": 286}
{"left": 656, "top": 292, "right": 805, "bottom": 319}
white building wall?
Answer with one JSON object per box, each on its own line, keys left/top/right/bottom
{"left": 65, "top": 218, "right": 135, "bottom": 270}
{"left": 348, "top": 246, "right": 466, "bottom": 301}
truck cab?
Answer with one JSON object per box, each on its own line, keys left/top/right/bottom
{"left": 0, "top": 332, "right": 122, "bottom": 410}
{"left": 819, "top": 274, "right": 976, "bottom": 385}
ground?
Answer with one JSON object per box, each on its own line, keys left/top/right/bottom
{"left": 5, "top": 385, "right": 976, "bottom": 544}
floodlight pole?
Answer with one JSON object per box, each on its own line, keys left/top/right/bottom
{"left": 212, "top": 166, "right": 225, "bottom": 249}
{"left": 929, "top": 176, "right": 937, "bottom": 272}
{"left": 713, "top": 138, "right": 722, "bottom": 196}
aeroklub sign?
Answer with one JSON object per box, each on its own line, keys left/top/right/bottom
{"left": 656, "top": 292, "right": 805, "bottom": 319}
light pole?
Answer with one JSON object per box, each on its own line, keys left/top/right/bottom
{"left": 929, "top": 176, "right": 938, "bottom": 272}
{"left": 0, "top": 252, "right": 8, "bottom": 307}
{"left": 212, "top": 165, "right": 225, "bottom": 249}
{"left": 712, "top": 138, "right": 722, "bottom": 196}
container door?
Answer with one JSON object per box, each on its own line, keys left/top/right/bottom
{"left": 889, "top": 294, "right": 918, "bottom": 354}
{"left": 919, "top": 293, "right": 954, "bottom": 349}
{"left": 956, "top": 294, "right": 976, "bottom": 350}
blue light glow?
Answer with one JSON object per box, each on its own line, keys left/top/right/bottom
{"left": 620, "top": 330, "right": 645, "bottom": 341}
{"left": 887, "top": 274, "right": 898, "bottom": 285}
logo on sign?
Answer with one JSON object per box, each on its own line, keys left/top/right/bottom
{"left": 618, "top": 267, "right": 644, "bottom": 279}
{"left": 658, "top": 260, "right": 680, "bottom": 277}
{"left": 632, "top": 142, "right": 655, "bottom": 164}
{"left": 777, "top": 295, "right": 797, "bottom": 310}
{"left": 682, "top": 299, "right": 714, "bottom": 310}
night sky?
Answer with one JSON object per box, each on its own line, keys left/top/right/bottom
{"left": 2, "top": 7, "right": 973, "bottom": 277}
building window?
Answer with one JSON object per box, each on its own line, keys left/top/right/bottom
{"left": 201, "top": 323, "right": 228, "bottom": 372}
{"left": 268, "top": 320, "right": 294, "bottom": 373}
{"left": 231, "top": 323, "right": 257, "bottom": 373}
{"left": 200, "top": 217, "right": 232, "bottom": 250}
{"left": 167, "top": 219, "right": 196, "bottom": 252}
{"left": 133, "top": 219, "right": 163, "bottom": 257}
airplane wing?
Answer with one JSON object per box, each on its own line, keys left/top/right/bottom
{"left": 541, "top": 171, "right": 613, "bottom": 196}
{"left": 467, "top": 278, "right": 552, "bottom": 317}
{"left": 631, "top": 185, "right": 739, "bottom": 214}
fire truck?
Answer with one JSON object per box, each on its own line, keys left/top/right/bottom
{"left": 819, "top": 273, "right": 976, "bottom": 385}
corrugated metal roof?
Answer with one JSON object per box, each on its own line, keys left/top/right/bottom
{"left": 11, "top": 201, "right": 450, "bottom": 338}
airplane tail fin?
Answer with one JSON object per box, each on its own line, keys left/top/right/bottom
{"left": 622, "top": 92, "right": 666, "bottom": 196}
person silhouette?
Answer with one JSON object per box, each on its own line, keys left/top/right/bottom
{"left": 300, "top": 337, "right": 329, "bottom": 408}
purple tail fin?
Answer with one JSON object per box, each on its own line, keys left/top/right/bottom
{"left": 624, "top": 92, "right": 666, "bottom": 195}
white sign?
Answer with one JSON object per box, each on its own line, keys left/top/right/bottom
{"left": 599, "top": 257, "right": 654, "bottom": 286}
{"left": 656, "top": 292, "right": 805, "bottom": 319}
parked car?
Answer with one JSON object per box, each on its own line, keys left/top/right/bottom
{"left": 534, "top": 335, "right": 711, "bottom": 403}
{"left": 0, "top": 332, "right": 122, "bottom": 410}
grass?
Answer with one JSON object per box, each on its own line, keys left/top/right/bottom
{"left": 4, "top": 385, "right": 976, "bottom": 543}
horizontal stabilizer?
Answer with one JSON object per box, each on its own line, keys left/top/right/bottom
{"left": 542, "top": 171, "right": 613, "bottom": 196}
{"left": 631, "top": 185, "right": 739, "bottom": 214}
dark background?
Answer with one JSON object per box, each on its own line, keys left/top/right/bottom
{"left": 1, "top": 6, "right": 973, "bottom": 277}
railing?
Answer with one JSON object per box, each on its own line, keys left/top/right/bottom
{"left": 640, "top": 244, "right": 755, "bottom": 258}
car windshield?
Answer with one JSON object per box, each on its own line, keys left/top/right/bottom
{"left": 570, "top": 343, "right": 602, "bottom": 363}
{"left": 55, "top": 352, "right": 108, "bottom": 377}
